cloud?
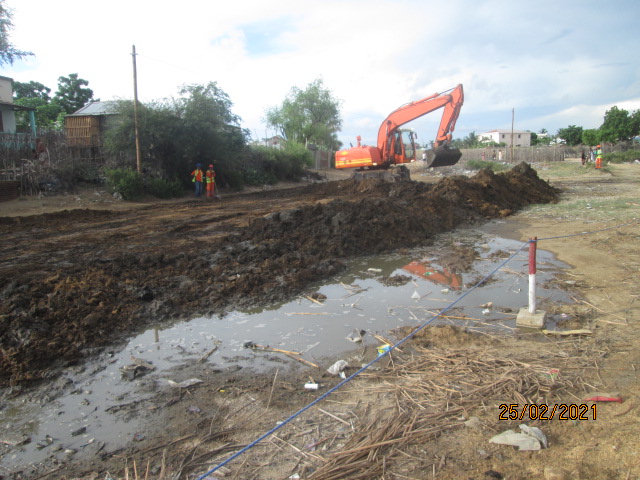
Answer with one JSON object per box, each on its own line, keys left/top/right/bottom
{"left": 4, "top": 0, "right": 640, "bottom": 146}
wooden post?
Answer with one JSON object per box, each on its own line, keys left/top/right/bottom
{"left": 510, "top": 108, "right": 515, "bottom": 163}
{"left": 132, "top": 45, "right": 142, "bottom": 174}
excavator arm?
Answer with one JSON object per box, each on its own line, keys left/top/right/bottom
{"left": 378, "top": 84, "right": 464, "bottom": 167}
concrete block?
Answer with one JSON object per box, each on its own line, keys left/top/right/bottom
{"left": 516, "top": 307, "right": 546, "bottom": 329}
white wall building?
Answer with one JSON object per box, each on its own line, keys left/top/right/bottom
{"left": 478, "top": 129, "right": 531, "bottom": 147}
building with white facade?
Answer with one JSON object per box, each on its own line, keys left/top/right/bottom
{"left": 478, "top": 129, "right": 531, "bottom": 147}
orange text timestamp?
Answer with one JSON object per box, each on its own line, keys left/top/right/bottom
{"left": 498, "top": 403, "right": 596, "bottom": 421}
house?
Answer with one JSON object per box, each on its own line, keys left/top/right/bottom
{"left": 64, "top": 100, "right": 119, "bottom": 160}
{"left": 0, "top": 75, "right": 37, "bottom": 148}
{"left": 65, "top": 100, "right": 119, "bottom": 148}
{"left": 478, "top": 129, "right": 531, "bottom": 147}
{"left": 266, "top": 135, "right": 285, "bottom": 149}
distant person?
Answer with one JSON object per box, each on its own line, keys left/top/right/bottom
{"left": 191, "top": 163, "right": 204, "bottom": 197}
{"left": 595, "top": 145, "right": 603, "bottom": 169}
{"left": 589, "top": 147, "right": 595, "bottom": 163}
{"left": 492, "top": 151, "right": 496, "bottom": 160}
{"left": 498, "top": 150, "right": 503, "bottom": 161}
{"left": 33, "top": 138, "right": 49, "bottom": 163}
{"left": 422, "top": 151, "right": 427, "bottom": 162}
{"left": 205, "top": 164, "right": 216, "bottom": 199}
{"left": 581, "top": 151, "right": 586, "bottom": 166}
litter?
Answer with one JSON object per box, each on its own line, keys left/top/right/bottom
{"left": 584, "top": 392, "right": 623, "bottom": 403}
{"left": 411, "top": 290, "right": 420, "bottom": 300}
{"left": 327, "top": 360, "right": 348, "bottom": 375}
{"left": 489, "top": 424, "right": 547, "bottom": 451}
{"left": 377, "top": 344, "right": 391, "bottom": 357}
{"left": 119, "top": 356, "right": 156, "bottom": 380}
{"left": 167, "top": 378, "right": 203, "bottom": 389}
{"left": 346, "top": 330, "right": 365, "bottom": 343}
{"left": 304, "top": 382, "right": 319, "bottom": 390}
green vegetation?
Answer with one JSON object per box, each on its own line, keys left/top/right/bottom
{"left": 13, "top": 74, "right": 94, "bottom": 130}
{"left": 104, "top": 168, "right": 145, "bottom": 201}
{"left": 0, "top": 0, "right": 33, "bottom": 66}
{"left": 145, "top": 177, "right": 184, "bottom": 199}
{"left": 265, "top": 78, "right": 343, "bottom": 151}
{"left": 603, "top": 149, "right": 640, "bottom": 164}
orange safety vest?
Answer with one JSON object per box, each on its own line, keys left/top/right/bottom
{"left": 205, "top": 169, "right": 216, "bottom": 183}
{"left": 191, "top": 168, "right": 203, "bottom": 182}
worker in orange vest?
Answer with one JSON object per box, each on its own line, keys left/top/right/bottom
{"left": 190, "top": 163, "right": 204, "bottom": 196}
{"left": 205, "top": 164, "right": 216, "bottom": 198}
{"left": 595, "top": 145, "right": 603, "bottom": 169}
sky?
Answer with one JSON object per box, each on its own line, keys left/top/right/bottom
{"left": 3, "top": 0, "right": 640, "bottom": 148}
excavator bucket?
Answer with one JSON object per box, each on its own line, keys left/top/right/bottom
{"left": 425, "top": 146, "right": 462, "bottom": 168}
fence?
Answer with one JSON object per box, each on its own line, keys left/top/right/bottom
{"left": 458, "top": 145, "right": 568, "bottom": 164}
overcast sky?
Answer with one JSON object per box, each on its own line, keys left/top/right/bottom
{"left": 4, "top": 0, "right": 639, "bottom": 147}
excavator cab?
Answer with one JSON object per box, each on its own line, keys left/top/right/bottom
{"left": 388, "top": 129, "right": 418, "bottom": 165}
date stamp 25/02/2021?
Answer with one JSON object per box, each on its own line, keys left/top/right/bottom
{"left": 498, "top": 403, "right": 597, "bottom": 421}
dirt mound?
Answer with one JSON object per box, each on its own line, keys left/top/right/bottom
{"left": 0, "top": 163, "right": 558, "bottom": 386}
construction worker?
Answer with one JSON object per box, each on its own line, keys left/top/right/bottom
{"left": 595, "top": 145, "right": 603, "bottom": 169}
{"left": 191, "top": 163, "right": 204, "bottom": 196}
{"left": 205, "top": 164, "right": 216, "bottom": 198}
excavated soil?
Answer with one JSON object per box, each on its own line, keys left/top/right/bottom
{"left": 0, "top": 163, "right": 558, "bottom": 388}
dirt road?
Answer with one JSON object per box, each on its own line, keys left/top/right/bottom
{"left": 0, "top": 160, "right": 638, "bottom": 479}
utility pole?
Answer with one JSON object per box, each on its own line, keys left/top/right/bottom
{"left": 132, "top": 45, "right": 142, "bottom": 174}
{"left": 510, "top": 108, "right": 515, "bottom": 163}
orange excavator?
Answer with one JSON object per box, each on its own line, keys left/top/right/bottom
{"left": 335, "top": 84, "right": 464, "bottom": 179}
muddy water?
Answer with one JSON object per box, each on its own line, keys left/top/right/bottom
{"left": 0, "top": 225, "right": 572, "bottom": 473}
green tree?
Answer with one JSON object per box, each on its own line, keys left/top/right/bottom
{"left": 0, "top": 0, "right": 33, "bottom": 66}
{"left": 557, "top": 125, "right": 584, "bottom": 146}
{"left": 13, "top": 80, "right": 63, "bottom": 129}
{"left": 581, "top": 129, "right": 599, "bottom": 147}
{"left": 265, "top": 78, "right": 342, "bottom": 150}
{"left": 13, "top": 80, "right": 51, "bottom": 101}
{"left": 54, "top": 73, "right": 94, "bottom": 114}
{"left": 530, "top": 131, "right": 539, "bottom": 145}
{"left": 599, "top": 106, "right": 638, "bottom": 143}
{"left": 104, "top": 82, "right": 248, "bottom": 185}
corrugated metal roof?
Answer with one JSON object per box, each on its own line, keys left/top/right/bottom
{"left": 69, "top": 100, "right": 119, "bottom": 116}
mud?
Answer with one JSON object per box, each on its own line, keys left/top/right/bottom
{"left": 0, "top": 163, "right": 558, "bottom": 388}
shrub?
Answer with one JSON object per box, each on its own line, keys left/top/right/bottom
{"left": 604, "top": 150, "right": 640, "bottom": 164}
{"left": 104, "top": 168, "right": 144, "bottom": 200}
{"left": 145, "top": 177, "right": 184, "bottom": 199}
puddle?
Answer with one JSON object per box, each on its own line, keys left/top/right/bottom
{"left": 0, "top": 228, "right": 572, "bottom": 472}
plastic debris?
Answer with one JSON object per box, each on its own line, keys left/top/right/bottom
{"left": 346, "top": 329, "right": 365, "bottom": 343}
{"left": 584, "top": 392, "right": 623, "bottom": 403}
{"left": 304, "top": 382, "right": 319, "bottom": 390}
{"left": 367, "top": 268, "right": 382, "bottom": 273}
{"left": 120, "top": 356, "right": 156, "bottom": 380}
{"left": 411, "top": 290, "right": 420, "bottom": 299}
{"left": 327, "top": 360, "right": 348, "bottom": 376}
{"left": 377, "top": 344, "right": 391, "bottom": 357}
{"left": 489, "top": 424, "right": 547, "bottom": 451}
{"left": 520, "top": 424, "right": 548, "bottom": 448}
{"left": 167, "top": 378, "right": 203, "bottom": 389}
